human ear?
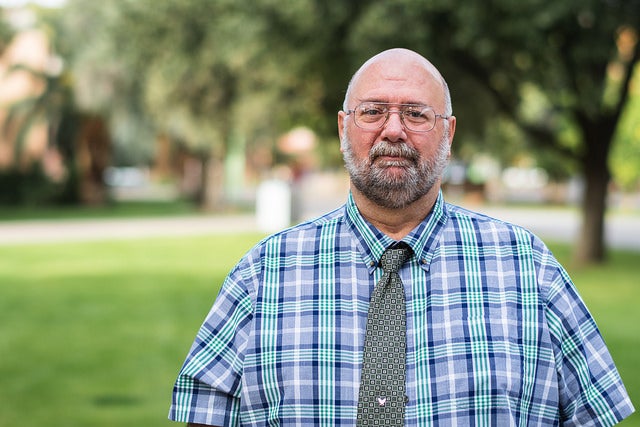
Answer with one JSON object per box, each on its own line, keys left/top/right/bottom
{"left": 338, "top": 111, "right": 347, "bottom": 153}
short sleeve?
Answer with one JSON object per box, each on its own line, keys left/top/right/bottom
{"left": 542, "top": 257, "right": 635, "bottom": 426}
{"left": 168, "top": 257, "right": 256, "bottom": 426}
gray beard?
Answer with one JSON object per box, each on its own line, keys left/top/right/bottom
{"left": 342, "top": 131, "right": 450, "bottom": 209}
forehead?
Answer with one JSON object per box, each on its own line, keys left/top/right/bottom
{"left": 351, "top": 56, "right": 444, "bottom": 107}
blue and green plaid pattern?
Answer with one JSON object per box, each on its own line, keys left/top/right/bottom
{"left": 169, "top": 192, "right": 634, "bottom": 426}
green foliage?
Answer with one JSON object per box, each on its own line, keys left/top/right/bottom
{"left": 0, "top": 43, "right": 83, "bottom": 206}
{"left": 54, "top": 0, "right": 156, "bottom": 164}
{"left": 23, "top": 0, "right": 639, "bottom": 170}
{"left": 341, "top": 0, "right": 639, "bottom": 262}
{"left": 611, "top": 65, "right": 640, "bottom": 190}
{"left": 0, "top": 235, "right": 637, "bottom": 426}
{"left": 52, "top": 0, "right": 639, "bottom": 179}
{"left": 13, "top": 0, "right": 639, "bottom": 258}
{"left": 0, "top": 162, "right": 62, "bottom": 205}
{"left": 349, "top": 0, "right": 636, "bottom": 151}
{"left": 0, "top": 10, "right": 14, "bottom": 54}
{"left": 55, "top": 0, "right": 362, "bottom": 160}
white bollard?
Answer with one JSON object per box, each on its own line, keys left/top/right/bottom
{"left": 256, "top": 179, "right": 292, "bottom": 233}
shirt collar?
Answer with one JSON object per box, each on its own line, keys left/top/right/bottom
{"left": 345, "top": 191, "right": 448, "bottom": 273}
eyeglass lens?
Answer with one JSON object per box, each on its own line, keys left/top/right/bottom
{"left": 354, "top": 103, "right": 436, "bottom": 132}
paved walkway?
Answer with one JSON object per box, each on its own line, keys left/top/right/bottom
{"left": 0, "top": 214, "right": 258, "bottom": 245}
{"left": 0, "top": 206, "right": 638, "bottom": 250}
{"left": 474, "top": 206, "right": 640, "bottom": 251}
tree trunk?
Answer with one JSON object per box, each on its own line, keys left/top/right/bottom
{"left": 574, "top": 120, "right": 613, "bottom": 265}
{"left": 575, "top": 165, "right": 608, "bottom": 264}
{"left": 77, "top": 116, "right": 111, "bottom": 205}
{"left": 195, "top": 149, "right": 225, "bottom": 211}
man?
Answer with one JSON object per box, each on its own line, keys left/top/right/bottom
{"left": 169, "top": 48, "right": 634, "bottom": 426}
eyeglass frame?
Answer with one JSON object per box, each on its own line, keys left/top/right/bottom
{"left": 344, "top": 102, "right": 450, "bottom": 133}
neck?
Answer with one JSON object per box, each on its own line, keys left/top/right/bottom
{"left": 351, "top": 184, "right": 440, "bottom": 240}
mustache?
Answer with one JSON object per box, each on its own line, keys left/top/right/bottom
{"left": 369, "top": 141, "right": 419, "bottom": 163}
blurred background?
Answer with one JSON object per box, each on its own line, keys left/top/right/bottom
{"left": 0, "top": 0, "right": 639, "bottom": 261}
{"left": 0, "top": 0, "right": 638, "bottom": 426}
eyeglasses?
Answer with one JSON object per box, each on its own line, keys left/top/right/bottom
{"left": 345, "top": 102, "right": 449, "bottom": 132}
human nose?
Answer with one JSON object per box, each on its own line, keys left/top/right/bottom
{"left": 381, "top": 110, "right": 407, "bottom": 140}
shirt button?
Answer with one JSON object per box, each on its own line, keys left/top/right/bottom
{"left": 421, "top": 258, "right": 427, "bottom": 264}
{"left": 369, "top": 261, "right": 375, "bottom": 267}
{"left": 404, "top": 395, "right": 410, "bottom": 404}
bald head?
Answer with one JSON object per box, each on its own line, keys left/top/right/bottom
{"left": 342, "top": 48, "right": 452, "bottom": 116}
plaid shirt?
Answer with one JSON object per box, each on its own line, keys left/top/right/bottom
{"left": 170, "top": 192, "right": 634, "bottom": 426}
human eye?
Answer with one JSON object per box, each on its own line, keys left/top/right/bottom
{"left": 356, "top": 103, "right": 386, "bottom": 123}
{"left": 362, "top": 105, "right": 385, "bottom": 116}
{"left": 403, "top": 105, "right": 431, "bottom": 122}
{"left": 359, "top": 104, "right": 385, "bottom": 116}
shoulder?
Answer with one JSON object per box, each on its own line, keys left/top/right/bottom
{"left": 239, "top": 206, "right": 348, "bottom": 265}
{"left": 443, "top": 202, "right": 553, "bottom": 259}
{"left": 445, "top": 203, "right": 571, "bottom": 295}
{"left": 444, "top": 202, "right": 534, "bottom": 237}
{"left": 263, "top": 205, "right": 346, "bottom": 246}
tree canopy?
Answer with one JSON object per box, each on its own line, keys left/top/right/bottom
{"left": 4, "top": 0, "right": 639, "bottom": 263}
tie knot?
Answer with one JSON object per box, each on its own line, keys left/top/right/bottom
{"left": 379, "top": 243, "right": 412, "bottom": 274}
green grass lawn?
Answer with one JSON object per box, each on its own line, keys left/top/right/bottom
{"left": 0, "top": 233, "right": 265, "bottom": 427}
{"left": 0, "top": 200, "right": 201, "bottom": 221}
{"left": 0, "top": 235, "right": 637, "bottom": 426}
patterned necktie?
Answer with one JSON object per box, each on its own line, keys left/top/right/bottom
{"left": 357, "top": 243, "right": 412, "bottom": 426}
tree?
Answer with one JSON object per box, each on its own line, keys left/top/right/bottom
{"left": 344, "top": 0, "right": 639, "bottom": 264}
{"left": 610, "top": 64, "right": 640, "bottom": 192}
{"left": 2, "top": 61, "right": 81, "bottom": 203}
{"left": 38, "top": 0, "right": 638, "bottom": 264}
{"left": 59, "top": 0, "right": 363, "bottom": 208}
{"left": 61, "top": 0, "right": 257, "bottom": 208}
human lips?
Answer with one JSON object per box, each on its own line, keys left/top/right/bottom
{"left": 369, "top": 142, "right": 418, "bottom": 166}
{"left": 374, "top": 154, "right": 412, "bottom": 166}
